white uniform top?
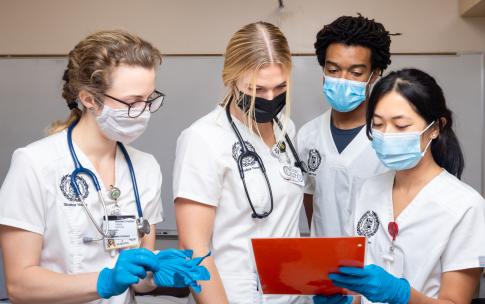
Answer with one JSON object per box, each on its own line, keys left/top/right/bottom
{"left": 297, "top": 110, "right": 387, "bottom": 237}
{"left": 173, "top": 106, "right": 304, "bottom": 304}
{"left": 354, "top": 170, "right": 485, "bottom": 302}
{"left": 0, "top": 130, "right": 164, "bottom": 304}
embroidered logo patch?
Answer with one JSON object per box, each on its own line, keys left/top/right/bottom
{"left": 60, "top": 174, "right": 89, "bottom": 202}
{"left": 307, "top": 149, "right": 322, "bottom": 172}
{"left": 357, "top": 210, "right": 380, "bottom": 237}
{"left": 232, "top": 141, "right": 257, "bottom": 167}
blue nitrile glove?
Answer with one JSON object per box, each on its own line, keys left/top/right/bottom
{"left": 313, "top": 294, "right": 353, "bottom": 304}
{"left": 153, "top": 249, "right": 211, "bottom": 293}
{"left": 329, "top": 265, "right": 410, "bottom": 304}
{"left": 97, "top": 248, "right": 160, "bottom": 299}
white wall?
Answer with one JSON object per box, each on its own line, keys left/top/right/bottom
{"left": 1, "top": 0, "right": 485, "bottom": 55}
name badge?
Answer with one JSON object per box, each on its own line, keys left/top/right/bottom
{"left": 103, "top": 215, "right": 139, "bottom": 251}
{"left": 280, "top": 165, "right": 305, "bottom": 186}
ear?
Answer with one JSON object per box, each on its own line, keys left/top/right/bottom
{"left": 78, "top": 89, "right": 100, "bottom": 111}
{"left": 431, "top": 118, "right": 446, "bottom": 139}
{"left": 369, "top": 69, "right": 381, "bottom": 84}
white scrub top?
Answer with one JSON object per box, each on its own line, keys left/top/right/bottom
{"left": 173, "top": 106, "right": 305, "bottom": 304}
{"left": 0, "top": 130, "right": 164, "bottom": 304}
{"left": 354, "top": 170, "right": 485, "bottom": 302}
{"left": 297, "top": 110, "right": 387, "bottom": 237}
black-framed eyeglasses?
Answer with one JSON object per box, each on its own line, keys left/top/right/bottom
{"left": 102, "top": 90, "right": 166, "bottom": 118}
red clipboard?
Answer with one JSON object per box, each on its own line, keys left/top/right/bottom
{"left": 251, "top": 237, "right": 366, "bottom": 295}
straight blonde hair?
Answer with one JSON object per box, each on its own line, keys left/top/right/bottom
{"left": 221, "top": 21, "right": 292, "bottom": 137}
{"left": 48, "top": 30, "right": 162, "bottom": 134}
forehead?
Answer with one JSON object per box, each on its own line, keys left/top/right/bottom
{"left": 240, "top": 63, "right": 288, "bottom": 87}
{"left": 325, "top": 43, "right": 372, "bottom": 68}
{"left": 374, "top": 91, "right": 421, "bottom": 119}
{"left": 109, "top": 64, "right": 156, "bottom": 90}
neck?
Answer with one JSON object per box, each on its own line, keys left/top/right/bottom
{"left": 394, "top": 151, "right": 443, "bottom": 191}
{"left": 331, "top": 100, "right": 367, "bottom": 129}
{"left": 229, "top": 102, "right": 275, "bottom": 146}
{"left": 72, "top": 113, "right": 117, "bottom": 161}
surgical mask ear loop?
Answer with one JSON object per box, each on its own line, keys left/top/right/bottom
{"left": 419, "top": 121, "right": 437, "bottom": 156}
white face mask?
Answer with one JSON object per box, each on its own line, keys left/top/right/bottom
{"left": 95, "top": 104, "right": 150, "bottom": 144}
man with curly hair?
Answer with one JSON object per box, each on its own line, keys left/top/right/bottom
{"left": 297, "top": 14, "right": 396, "bottom": 237}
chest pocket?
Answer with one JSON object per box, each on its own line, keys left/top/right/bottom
{"left": 243, "top": 167, "right": 271, "bottom": 213}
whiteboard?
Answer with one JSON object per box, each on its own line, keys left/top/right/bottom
{"left": 0, "top": 54, "right": 483, "bottom": 235}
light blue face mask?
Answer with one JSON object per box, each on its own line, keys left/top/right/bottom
{"left": 323, "top": 72, "right": 373, "bottom": 112}
{"left": 371, "top": 122, "right": 435, "bottom": 170}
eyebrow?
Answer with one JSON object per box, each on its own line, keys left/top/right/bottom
{"left": 124, "top": 90, "right": 156, "bottom": 99}
{"left": 325, "top": 60, "right": 368, "bottom": 70}
{"left": 374, "top": 113, "right": 412, "bottom": 120}
{"left": 253, "top": 81, "right": 287, "bottom": 89}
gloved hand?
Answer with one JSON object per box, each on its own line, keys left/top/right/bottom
{"left": 153, "top": 249, "right": 211, "bottom": 293}
{"left": 313, "top": 294, "right": 352, "bottom": 304}
{"left": 97, "top": 248, "right": 160, "bottom": 299}
{"left": 329, "top": 264, "right": 410, "bottom": 304}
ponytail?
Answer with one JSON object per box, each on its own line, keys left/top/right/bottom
{"left": 47, "top": 68, "right": 82, "bottom": 134}
{"left": 431, "top": 119, "right": 464, "bottom": 179}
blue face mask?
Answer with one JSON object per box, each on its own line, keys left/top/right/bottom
{"left": 323, "top": 73, "right": 373, "bottom": 112}
{"left": 371, "top": 122, "right": 435, "bottom": 170}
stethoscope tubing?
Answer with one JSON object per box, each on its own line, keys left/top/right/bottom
{"left": 67, "top": 119, "right": 145, "bottom": 240}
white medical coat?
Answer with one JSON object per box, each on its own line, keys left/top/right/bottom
{"left": 297, "top": 110, "right": 387, "bottom": 237}
{"left": 0, "top": 130, "right": 164, "bottom": 303}
{"left": 354, "top": 170, "right": 485, "bottom": 302}
{"left": 173, "top": 106, "right": 305, "bottom": 303}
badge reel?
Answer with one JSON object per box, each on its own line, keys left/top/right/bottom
{"left": 382, "top": 221, "right": 404, "bottom": 277}
{"left": 104, "top": 186, "right": 140, "bottom": 252}
{"left": 272, "top": 141, "right": 304, "bottom": 187}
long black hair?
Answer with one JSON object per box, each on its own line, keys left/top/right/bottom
{"left": 366, "top": 68, "right": 464, "bottom": 178}
{"left": 314, "top": 14, "right": 395, "bottom": 73}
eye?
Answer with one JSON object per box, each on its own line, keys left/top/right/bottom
{"left": 327, "top": 67, "right": 338, "bottom": 74}
{"left": 396, "top": 125, "right": 411, "bottom": 130}
{"left": 372, "top": 122, "right": 383, "bottom": 128}
{"left": 351, "top": 71, "right": 363, "bottom": 77}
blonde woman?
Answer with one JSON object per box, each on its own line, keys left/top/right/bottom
{"left": 174, "top": 22, "right": 306, "bottom": 303}
{"left": 0, "top": 30, "right": 207, "bottom": 303}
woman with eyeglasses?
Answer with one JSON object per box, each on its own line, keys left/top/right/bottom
{"left": 174, "top": 22, "right": 306, "bottom": 304}
{"left": 0, "top": 30, "right": 208, "bottom": 303}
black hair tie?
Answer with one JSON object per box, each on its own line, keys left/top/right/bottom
{"left": 62, "top": 69, "right": 70, "bottom": 82}
{"left": 67, "top": 101, "right": 78, "bottom": 110}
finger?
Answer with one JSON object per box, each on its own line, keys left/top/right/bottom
{"left": 338, "top": 266, "right": 366, "bottom": 277}
{"left": 129, "top": 249, "right": 160, "bottom": 272}
{"left": 117, "top": 272, "right": 140, "bottom": 286}
{"left": 188, "top": 251, "right": 211, "bottom": 266}
{"left": 157, "top": 248, "right": 193, "bottom": 260}
{"left": 123, "top": 263, "right": 147, "bottom": 279}
{"left": 329, "top": 274, "right": 365, "bottom": 289}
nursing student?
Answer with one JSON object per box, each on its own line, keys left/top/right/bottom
{"left": 314, "top": 69, "right": 485, "bottom": 303}
{"left": 174, "top": 22, "right": 306, "bottom": 303}
{"left": 0, "top": 30, "right": 207, "bottom": 303}
{"left": 297, "top": 15, "right": 393, "bottom": 236}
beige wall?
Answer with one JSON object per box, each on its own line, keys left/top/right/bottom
{"left": 1, "top": 0, "right": 485, "bottom": 55}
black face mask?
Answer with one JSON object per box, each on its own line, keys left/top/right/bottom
{"left": 237, "top": 91, "right": 286, "bottom": 123}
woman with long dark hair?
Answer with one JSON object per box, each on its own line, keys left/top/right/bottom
{"left": 314, "top": 68, "right": 485, "bottom": 303}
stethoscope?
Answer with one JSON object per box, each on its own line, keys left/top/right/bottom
{"left": 225, "top": 99, "right": 307, "bottom": 219}
{"left": 67, "top": 120, "right": 150, "bottom": 243}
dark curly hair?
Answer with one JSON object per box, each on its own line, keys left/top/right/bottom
{"left": 315, "top": 14, "right": 396, "bottom": 74}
